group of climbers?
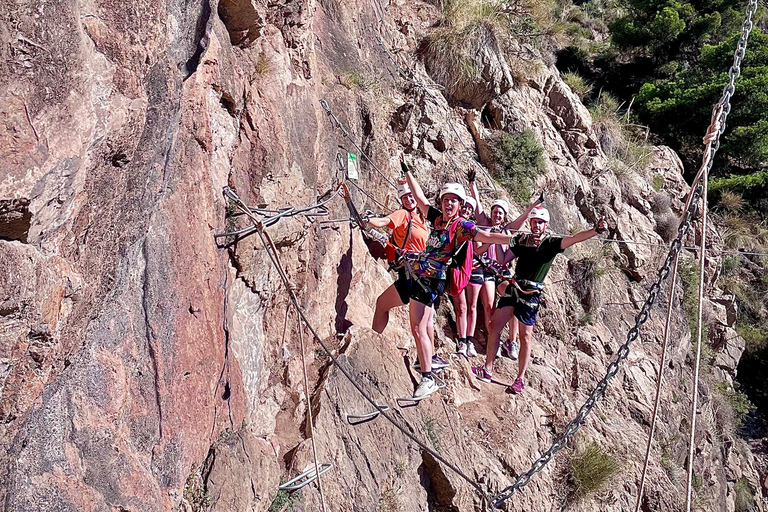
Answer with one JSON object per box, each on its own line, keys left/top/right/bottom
{"left": 366, "top": 157, "right": 607, "bottom": 399}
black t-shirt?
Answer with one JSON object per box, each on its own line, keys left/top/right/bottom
{"left": 509, "top": 234, "right": 564, "bottom": 283}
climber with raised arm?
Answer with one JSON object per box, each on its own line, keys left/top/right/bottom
{"left": 369, "top": 180, "right": 430, "bottom": 335}
{"left": 467, "top": 172, "right": 544, "bottom": 358}
{"left": 401, "top": 159, "right": 528, "bottom": 400}
{"left": 472, "top": 207, "right": 608, "bottom": 393}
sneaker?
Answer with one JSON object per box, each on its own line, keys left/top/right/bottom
{"left": 413, "top": 355, "right": 450, "bottom": 371}
{"left": 432, "top": 355, "right": 449, "bottom": 370}
{"left": 457, "top": 342, "right": 468, "bottom": 357}
{"left": 414, "top": 377, "right": 439, "bottom": 399}
{"left": 496, "top": 345, "right": 502, "bottom": 358}
{"left": 466, "top": 342, "right": 478, "bottom": 357}
{"left": 510, "top": 377, "right": 525, "bottom": 394}
{"left": 503, "top": 340, "right": 520, "bottom": 360}
{"left": 471, "top": 366, "right": 492, "bottom": 383}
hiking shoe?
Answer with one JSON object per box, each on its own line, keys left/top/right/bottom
{"left": 457, "top": 341, "right": 468, "bottom": 357}
{"left": 496, "top": 345, "right": 502, "bottom": 359}
{"left": 432, "top": 355, "right": 449, "bottom": 370}
{"left": 413, "top": 355, "right": 449, "bottom": 371}
{"left": 466, "top": 341, "right": 478, "bottom": 357}
{"left": 503, "top": 339, "right": 520, "bottom": 360}
{"left": 471, "top": 366, "right": 492, "bottom": 383}
{"left": 510, "top": 377, "right": 525, "bottom": 394}
{"left": 414, "top": 377, "right": 439, "bottom": 399}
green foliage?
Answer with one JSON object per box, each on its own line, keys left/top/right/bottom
{"left": 488, "top": 129, "right": 546, "bottom": 203}
{"left": 711, "top": 171, "right": 768, "bottom": 212}
{"left": 735, "top": 477, "right": 757, "bottom": 512}
{"left": 269, "top": 485, "right": 302, "bottom": 512}
{"left": 652, "top": 174, "right": 665, "bottom": 191}
{"left": 568, "top": 442, "right": 619, "bottom": 497}
{"left": 255, "top": 54, "right": 271, "bottom": 75}
{"left": 562, "top": 71, "right": 593, "bottom": 99}
{"left": 423, "top": 416, "right": 443, "bottom": 453}
{"left": 715, "top": 381, "right": 754, "bottom": 427}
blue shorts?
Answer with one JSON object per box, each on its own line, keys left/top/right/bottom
{"left": 497, "top": 289, "right": 541, "bottom": 326}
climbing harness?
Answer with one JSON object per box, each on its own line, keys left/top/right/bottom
{"left": 278, "top": 463, "right": 334, "bottom": 492}
{"left": 320, "top": 99, "right": 397, "bottom": 188}
{"left": 493, "top": 0, "right": 759, "bottom": 506}
{"left": 222, "top": 186, "right": 493, "bottom": 508}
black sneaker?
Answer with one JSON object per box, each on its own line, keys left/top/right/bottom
{"left": 413, "top": 355, "right": 450, "bottom": 371}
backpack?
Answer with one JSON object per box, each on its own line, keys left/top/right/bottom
{"left": 446, "top": 218, "right": 474, "bottom": 296}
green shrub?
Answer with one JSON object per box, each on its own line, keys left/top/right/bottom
{"left": 488, "top": 129, "right": 546, "bottom": 203}
{"left": 652, "top": 174, "right": 665, "bottom": 192}
{"left": 269, "top": 485, "right": 302, "bottom": 512}
{"left": 562, "top": 71, "right": 593, "bottom": 99}
{"left": 715, "top": 381, "right": 754, "bottom": 428}
{"left": 735, "top": 477, "right": 757, "bottom": 512}
{"left": 423, "top": 416, "right": 443, "bottom": 453}
{"left": 569, "top": 442, "right": 619, "bottom": 497}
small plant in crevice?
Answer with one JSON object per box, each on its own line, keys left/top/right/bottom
{"left": 561, "top": 70, "right": 593, "bottom": 100}
{"left": 379, "top": 483, "right": 403, "bottom": 512}
{"left": 567, "top": 442, "right": 619, "bottom": 498}
{"left": 589, "top": 92, "right": 651, "bottom": 176}
{"left": 715, "top": 381, "right": 754, "bottom": 430}
{"left": 735, "top": 477, "right": 758, "bottom": 512}
{"left": 422, "top": 416, "right": 443, "bottom": 453}
{"left": 255, "top": 53, "right": 271, "bottom": 75}
{"left": 488, "top": 129, "right": 546, "bottom": 203}
{"left": 269, "top": 484, "right": 302, "bottom": 512}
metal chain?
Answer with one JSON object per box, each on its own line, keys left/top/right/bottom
{"left": 491, "top": 0, "right": 758, "bottom": 505}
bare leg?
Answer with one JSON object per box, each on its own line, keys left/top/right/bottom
{"left": 451, "top": 292, "right": 468, "bottom": 339}
{"left": 479, "top": 280, "right": 496, "bottom": 334}
{"left": 373, "top": 283, "right": 404, "bottom": 334}
{"left": 409, "top": 300, "right": 433, "bottom": 373}
{"left": 465, "top": 284, "right": 481, "bottom": 339}
{"left": 484, "top": 306, "right": 515, "bottom": 373}
{"left": 507, "top": 315, "right": 519, "bottom": 343}
{"left": 516, "top": 322, "right": 535, "bottom": 380}
{"left": 428, "top": 306, "right": 435, "bottom": 346}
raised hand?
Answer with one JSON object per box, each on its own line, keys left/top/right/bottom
{"left": 467, "top": 168, "right": 476, "bottom": 183}
{"left": 595, "top": 216, "right": 609, "bottom": 234}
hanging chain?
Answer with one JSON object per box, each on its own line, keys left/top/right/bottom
{"left": 491, "top": 0, "right": 758, "bottom": 505}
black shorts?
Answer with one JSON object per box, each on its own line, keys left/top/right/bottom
{"left": 409, "top": 276, "right": 446, "bottom": 307}
{"left": 497, "top": 288, "right": 541, "bottom": 326}
{"left": 393, "top": 268, "right": 411, "bottom": 304}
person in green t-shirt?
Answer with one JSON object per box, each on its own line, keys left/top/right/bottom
{"left": 472, "top": 206, "right": 607, "bottom": 394}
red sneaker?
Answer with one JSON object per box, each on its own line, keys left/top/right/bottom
{"left": 510, "top": 377, "right": 525, "bottom": 394}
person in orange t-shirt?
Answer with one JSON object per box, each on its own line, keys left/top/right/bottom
{"left": 368, "top": 180, "right": 428, "bottom": 334}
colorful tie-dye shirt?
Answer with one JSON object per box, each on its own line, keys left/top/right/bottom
{"left": 412, "top": 207, "right": 478, "bottom": 280}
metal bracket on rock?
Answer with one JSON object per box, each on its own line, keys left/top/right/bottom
{"left": 278, "top": 463, "right": 334, "bottom": 492}
{"left": 346, "top": 404, "right": 391, "bottom": 425}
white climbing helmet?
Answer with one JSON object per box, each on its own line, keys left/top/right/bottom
{"left": 463, "top": 196, "right": 477, "bottom": 211}
{"left": 529, "top": 205, "right": 550, "bottom": 223}
{"left": 490, "top": 199, "right": 510, "bottom": 215}
{"left": 439, "top": 182, "right": 467, "bottom": 202}
{"left": 397, "top": 180, "right": 412, "bottom": 198}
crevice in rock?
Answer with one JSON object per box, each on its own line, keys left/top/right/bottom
{"left": 182, "top": 0, "right": 213, "bottom": 79}
{"left": 217, "top": 0, "right": 265, "bottom": 48}
{"left": 141, "top": 237, "right": 163, "bottom": 442}
{"left": 333, "top": 231, "right": 353, "bottom": 335}
{"left": 0, "top": 198, "right": 32, "bottom": 243}
{"left": 419, "top": 450, "right": 459, "bottom": 511}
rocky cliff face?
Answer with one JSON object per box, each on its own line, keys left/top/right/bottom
{"left": 0, "top": 0, "right": 763, "bottom": 511}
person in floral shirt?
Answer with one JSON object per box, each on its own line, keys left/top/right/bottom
{"left": 402, "top": 162, "right": 523, "bottom": 400}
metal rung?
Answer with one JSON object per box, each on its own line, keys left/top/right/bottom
{"left": 278, "top": 463, "right": 334, "bottom": 492}
{"left": 396, "top": 396, "right": 428, "bottom": 408}
{"left": 346, "top": 404, "right": 390, "bottom": 424}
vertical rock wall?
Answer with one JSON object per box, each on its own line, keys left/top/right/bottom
{"left": 0, "top": 0, "right": 762, "bottom": 511}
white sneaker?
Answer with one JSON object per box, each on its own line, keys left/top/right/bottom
{"left": 504, "top": 340, "right": 520, "bottom": 360}
{"left": 457, "top": 342, "right": 468, "bottom": 357}
{"left": 414, "top": 377, "right": 439, "bottom": 399}
{"left": 496, "top": 345, "right": 502, "bottom": 358}
{"left": 466, "top": 341, "right": 478, "bottom": 357}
